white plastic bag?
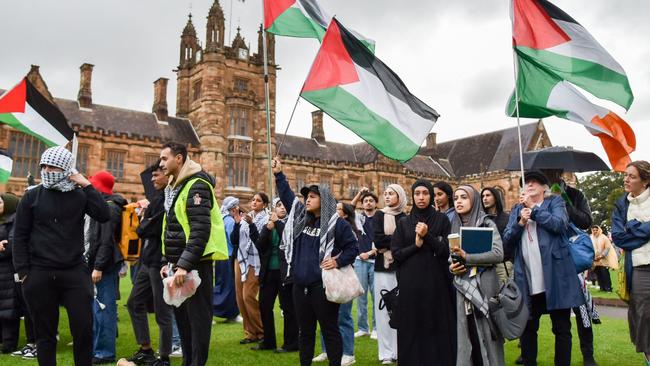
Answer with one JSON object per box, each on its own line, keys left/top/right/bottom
{"left": 322, "top": 265, "right": 364, "bottom": 304}
{"left": 162, "top": 270, "right": 202, "bottom": 307}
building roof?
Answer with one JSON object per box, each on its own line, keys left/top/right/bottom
{"left": 434, "top": 122, "right": 541, "bottom": 176}
{"left": 278, "top": 121, "right": 543, "bottom": 178}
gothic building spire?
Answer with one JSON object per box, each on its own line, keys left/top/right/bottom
{"left": 205, "top": 0, "right": 225, "bottom": 52}
{"left": 179, "top": 13, "right": 200, "bottom": 68}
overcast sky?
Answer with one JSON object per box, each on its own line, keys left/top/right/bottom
{"left": 1, "top": 0, "right": 648, "bottom": 168}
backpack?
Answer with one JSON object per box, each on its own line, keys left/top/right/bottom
{"left": 567, "top": 223, "right": 595, "bottom": 273}
{"left": 119, "top": 202, "right": 142, "bottom": 261}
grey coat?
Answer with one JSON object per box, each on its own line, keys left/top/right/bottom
{"left": 455, "top": 217, "right": 505, "bottom": 366}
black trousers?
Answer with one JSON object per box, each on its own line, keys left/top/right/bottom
{"left": 259, "top": 269, "right": 281, "bottom": 348}
{"left": 279, "top": 282, "right": 299, "bottom": 351}
{"left": 259, "top": 270, "right": 299, "bottom": 350}
{"left": 594, "top": 266, "right": 612, "bottom": 291}
{"left": 293, "top": 283, "right": 342, "bottom": 366}
{"left": 173, "top": 260, "right": 213, "bottom": 366}
{"left": 573, "top": 307, "right": 594, "bottom": 360}
{"left": 520, "top": 293, "right": 572, "bottom": 366}
{"left": 127, "top": 263, "right": 173, "bottom": 356}
{"left": 1, "top": 318, "right": 19, "bottom": 352}
{"left": 23, "top": 264, "right": 93, "bottom": 366}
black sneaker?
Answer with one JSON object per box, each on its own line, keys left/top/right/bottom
{"left": 127, "top": 349, "right": 157, "bottom": 365}
{"left": 91, "top": 357, "right": 115, "bottom": 365}
{"left": 151, "top": 358, "right": 171, "bottom": 366}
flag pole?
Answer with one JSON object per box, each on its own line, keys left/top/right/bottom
{"left": 71, "top": 133, "right": 79, "bottom": 171}
{"left": 275, "top": 95, "right": 300, "bottom": 157}
{"left": 262, "top": 0, "right": 274, "bottom": 198}
{"left": 511, "top": 49, "right": 526, "bottom": 188}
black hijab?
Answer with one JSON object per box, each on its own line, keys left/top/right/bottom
{"left": 410, "top": 179, "right": 436, "bottom": 222}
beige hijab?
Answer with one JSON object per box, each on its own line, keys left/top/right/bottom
{"left": 382, "top": 184, "right": 407, "bottom": 235}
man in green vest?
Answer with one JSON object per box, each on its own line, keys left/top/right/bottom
{"left": 158, "top": 142, "right": 226, "bottom": 366}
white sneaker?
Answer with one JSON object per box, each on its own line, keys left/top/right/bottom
{"left": 370, "top": 330, "right": 377, "bottom": 340}
{"left": 381, "top": 359, "right": 395, "bottom": 365}
{"left": 170, "top": 345, "right": 183, "bottom": 358}
{"left": 235, "top": 315, "right": 244, "bottom": 324}
{"left": 341, "top": 355, "right": 356, "bottom": 366}
{"left": 354, "top": 330, "right": 369, "bottom": 338}
{"left": 312, "top": 352, "right": 328, "bottom": 362}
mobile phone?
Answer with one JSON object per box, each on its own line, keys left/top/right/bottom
{"left": 451, "top": 253, "right": 465, "bottom": 265}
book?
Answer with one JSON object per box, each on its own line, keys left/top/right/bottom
{"left": 460, "top": 227, "right": 494, "bottom": 254}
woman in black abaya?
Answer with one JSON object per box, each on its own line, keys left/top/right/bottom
{"left": 391, "top": 180, "right": 455, "bottom": 366}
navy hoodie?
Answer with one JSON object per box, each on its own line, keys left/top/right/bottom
{"left": 275, "top": 172, "right": 358, "bottom": 286}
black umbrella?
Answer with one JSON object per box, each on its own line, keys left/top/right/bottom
{"left": 506, "top": 146, "right": 610, "bottom": 172}
{"left": 140, "top": 168, "right": 157, "bottom": 201}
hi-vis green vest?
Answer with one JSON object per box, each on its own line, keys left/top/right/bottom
{"left": 162, "top": 177, "right": 228, "bottom": 261}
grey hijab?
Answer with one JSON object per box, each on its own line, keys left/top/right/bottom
{"left": 450, "top": 185, "right": 488, "bottom": 234}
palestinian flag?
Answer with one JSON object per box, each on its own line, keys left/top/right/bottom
{"left": 264, "top": 0, "right": 375, "bottom": 52}
{"left": 0, "top": 150, "right": 12, "bottom": 183}
{"left": 300, "top": 19, "right": 438, "bottom": 163}
{"left": 0, "top": 78, "right": 73, "bottom": 147}
{"left": 506, "top": 0, "right": 635, "bottom": 171}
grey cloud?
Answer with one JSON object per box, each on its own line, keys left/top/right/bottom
{"left": 461, "top": 66, "right": 512, "bottom": 112}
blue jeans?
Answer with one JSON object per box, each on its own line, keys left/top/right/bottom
{"left": 321, "top": 301, "right": 354, "bottom": 356}
{"left": 171, "top": 312, "right": 181, "bottom": 348}
{"left": 93, "top": 268, "right": 118, "bottom": 360}
{"left": 353, "top": 258, "right": 375, "bottom": 332}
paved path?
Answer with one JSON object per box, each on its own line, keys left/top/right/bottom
{"left": 597, "top": 305, "right": 627, "bottom": 320}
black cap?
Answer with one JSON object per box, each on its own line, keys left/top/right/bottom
{"left": 300, "top": 185, "right": 320, "bottom": 198}
{"left": 520, "top": 171, "right": 549, "bottom": 187}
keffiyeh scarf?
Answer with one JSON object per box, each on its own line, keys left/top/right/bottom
{"left": 39, "top": 146, "right": 76, "bottom": 192}
{"left": 281, "top": 186, "right": 339, "bottom": 278}
{"left": 237, "top": 209, "right": 269, "bottom": 281}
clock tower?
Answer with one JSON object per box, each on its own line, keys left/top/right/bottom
{"left": 175, "top": 0, "right": 277, "bottom": 201}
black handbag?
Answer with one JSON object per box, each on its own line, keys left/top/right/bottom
{"left": 379, "top": 286, "right": 399, "bottom": 329}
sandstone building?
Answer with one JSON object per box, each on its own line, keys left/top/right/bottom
{"left": 0, "top": 0, "right": 554, "bottom": 209}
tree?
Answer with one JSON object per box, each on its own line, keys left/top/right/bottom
{"left": 577, "top": 171, "right": 624, "bottom": 233}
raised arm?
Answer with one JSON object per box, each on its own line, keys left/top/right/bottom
{"left": 531, "top": 196, "right": 568, "bottom": 234}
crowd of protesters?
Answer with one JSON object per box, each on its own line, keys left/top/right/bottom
{"left": 0, "top": 142, "right": 648, "bottom": 366}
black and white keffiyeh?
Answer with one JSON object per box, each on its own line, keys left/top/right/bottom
{"left": 237, "top": 209, "right": 269, "bottom": 281}
{"left": 39, "top": 146, "right": 76, "bottom": 192}
{"left": 281, "top": 186, "right": 338, "bottom": 278}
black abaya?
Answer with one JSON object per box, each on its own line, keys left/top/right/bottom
{"left": 391, "top": 207, "right": 455, "bottom": 366}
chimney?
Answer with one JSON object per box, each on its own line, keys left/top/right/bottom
{"left": 152, "top": 77, "right": 169, "bottom": 121}
{"left": 426, "top": 132, "right": 437, "bottom": 154}
{"left": 77, "top": 63, "right": 94, "bottom": 108}
{"left": 311, "top": 110, "right": 325, "bottom": 143}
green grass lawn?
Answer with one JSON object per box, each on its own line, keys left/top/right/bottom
{"left": 588, "top": 268, "right": 624, "bottom": 300}
{"left": 2, "top": 274, "right": 645, "bottom": 366}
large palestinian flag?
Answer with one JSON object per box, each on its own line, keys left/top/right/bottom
{"left": 0, "top": 150, "right": 12, "bottom": 183}
{"left": 300, "top": 19, "right": 438, "bottom": 163}
{"left": 264, "top": 0, "right": 375, "bottom": 52}
{"left": 506, "top": 0, "right": 635, "bottom": 171}
{"left": 0, "top": 78, "right": 73, "bottom": 147}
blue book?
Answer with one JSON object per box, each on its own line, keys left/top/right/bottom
{"left": 460, "top": 227, "right": 494, "bottom": 254}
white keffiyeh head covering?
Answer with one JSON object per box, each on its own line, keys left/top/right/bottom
{"left": 39, "top": 146, "right": 76, "bottom": 192}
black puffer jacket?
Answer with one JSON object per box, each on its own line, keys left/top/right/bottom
{"left": 87, "top": 194, "right": 126, "bottom": 273}
{"left": 163, "top": 168, "right": 215, "bottom": 271}
{"left": 0, "top": 214, "right": 18, "bottom": 320}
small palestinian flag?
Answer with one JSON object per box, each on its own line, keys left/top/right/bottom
{"left": 0, "top": 78, "right": 74, "bottom": 147}
{"left": 264, "top": 0, "right": 375, "bottom": 52}
{"left": 300, "top": 19, "right": 438, "bottom": 163}
{"left": 506, "top": 0, "right": 635, "bottom": 171}
{"left": 0, "top": 150, "right": 12, "bottom": 183}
